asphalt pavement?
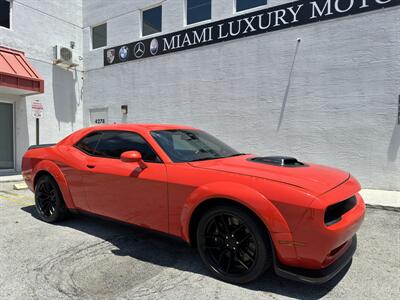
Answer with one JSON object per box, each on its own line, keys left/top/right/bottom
{"left": 0, "top": 185, "right": 399, "bottom": 300}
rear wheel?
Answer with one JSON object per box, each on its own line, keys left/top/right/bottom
{"left": 196, "top": 205, "right": 272, "bottom": 284}
{"left": 35, "top": 175, "right": 68, "bottom": 223}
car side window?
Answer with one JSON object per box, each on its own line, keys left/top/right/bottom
{"left": 75, "top": 132, "right": 102, "bottom": 155}
{"left": 94, "top": 131, "right": 161, "bottom": 162}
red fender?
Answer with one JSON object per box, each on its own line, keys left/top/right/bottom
{"left": 33, "top": 160, "right": 76, "bottom": 209}
{"left": 180, "top": 182, "right": 299, "bottom": 264}
{"left": 180, "top": 181, "right": 292, "bottom": 239}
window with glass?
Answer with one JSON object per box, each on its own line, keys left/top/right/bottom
{"left": 92, "top": 23, "right": 107, "bottom": 49}
{"left": 187, "top": 0, "right": 211, "bottom": 25}
{"left": 94, "top": 131, "right": 160, "bottom": 162}
{"left": 0, "top": 0, "right": 11, "bottom": 29}
{"left": 75, "top": 132, "right": 102, "bottom": 155}
{"left": 151, "top": 130, "right": 243, "bottom": 162}
{"left": 142, "top": 5, "right": 162, "bottom": 36}
{"left": 236, "top": 0, "right": 267, "bottom": 12}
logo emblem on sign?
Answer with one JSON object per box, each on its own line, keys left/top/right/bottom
{"left": 106, "top": 49, "right": 115, "bottom": 64}
{"left": 119, "top": 46, "right": 129, "bottom": 61}
{"left": 134, "top": 42, "right": 145, "bottom": 58}
{"left": 150, "top": 38, "right": 159, "bottom": 56}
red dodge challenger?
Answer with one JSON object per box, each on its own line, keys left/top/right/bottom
{"left": 22, "top": 124, "right": 365, "bottom": 284}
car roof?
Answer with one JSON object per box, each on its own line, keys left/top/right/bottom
{"left": 85, "top": 123, "right": 197, "bottom": 132}
{"left": 60, "top": 123, "right": 199, "bottom": 146}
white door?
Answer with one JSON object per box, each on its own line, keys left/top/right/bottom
{"left": 0, "top": 102, "right": 14, "bottom": 170}
{"left": 89, "top": 108, "right": 108, "bottom": 126}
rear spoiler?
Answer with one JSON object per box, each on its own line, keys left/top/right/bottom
{"left": 28, "top": 143, "right": 56, "bottom": 150}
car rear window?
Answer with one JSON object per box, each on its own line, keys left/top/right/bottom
{"left": 75, "top": 132, "right": 102, "bottom": 155}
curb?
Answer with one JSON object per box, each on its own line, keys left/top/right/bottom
{"left": 13, "top": 182, "right": 28, "bottom": 190}
{"left": 365, "top": 204, "right": 400, "bottom": 212}
{"left": 0, "top": 176, "right": 23, "bottom": 183}
{"left": 359, "top": 189, "right": 399, "bottom": 209}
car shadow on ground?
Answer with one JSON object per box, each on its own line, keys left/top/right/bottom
{"left": 21, "top": 205, "right": 350, "bottom": 299}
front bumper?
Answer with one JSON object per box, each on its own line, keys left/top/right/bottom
{"left": 273, "top": 235, "right": 357, "bottom": 284}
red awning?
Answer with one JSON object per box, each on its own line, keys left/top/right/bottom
{"left": 0, "top": 46, "right": 44, "bottom": 94}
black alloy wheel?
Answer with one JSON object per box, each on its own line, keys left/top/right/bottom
{"left": 35, "top": 175, "right": 68, "bottom": 223}
{"left": 197, "top": 205, "right": 271, "bottom": 284}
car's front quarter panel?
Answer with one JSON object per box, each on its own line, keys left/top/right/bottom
{"left": 167, "top": 163, "right": 324, "bottom": 265}
{"left": 181, "top": 180, "right": 292, "bottom": 234}
{"left": 166, "top": 163, "right": 291, "bottom": 235}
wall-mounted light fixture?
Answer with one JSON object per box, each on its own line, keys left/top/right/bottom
{"left": 121, "top": 105, "right": 128, "bottom": 115}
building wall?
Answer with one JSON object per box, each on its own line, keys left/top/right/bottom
{"left": 0, "top": 0, "right": 84, "bottom": 171}
{"left": 82, "top": 0, "right": 400, "bottom": 191}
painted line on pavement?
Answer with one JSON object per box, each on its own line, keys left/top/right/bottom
{"left": 0, "top": 194, "right": 33, "bottom": 206}
{"left": 1, "top": 191, "right": 30, "bottom": 198}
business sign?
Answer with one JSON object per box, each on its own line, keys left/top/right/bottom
{"left": 104, "top": 0, "right": 399, "bottom": 66}
{"left": 31, "top": 100, "right": 44, "bottom": 119}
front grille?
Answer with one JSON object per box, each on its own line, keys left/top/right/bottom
{"left": 324, "top": 196, "right": 357, "bottom": 226}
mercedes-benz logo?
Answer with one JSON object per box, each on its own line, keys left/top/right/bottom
{"left": 134, "top": 42, "right": 145, "bottom": 58}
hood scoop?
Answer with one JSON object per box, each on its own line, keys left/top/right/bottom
{"left": 249, "top": 156, "right": 306, "bottom": 167}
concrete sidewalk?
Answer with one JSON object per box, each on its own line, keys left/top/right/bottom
{"left": 1, "top": 175, "right": 399, "bottom": 208}
{"left": 359, "top": 189, "right": 399, "bottom": 209}
{"left": 0, "top": 174, "right": 23, "bottom": 183}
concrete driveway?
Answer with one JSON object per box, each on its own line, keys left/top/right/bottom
{"left": 0, "top": 186, "right": 399, "bottom": 300}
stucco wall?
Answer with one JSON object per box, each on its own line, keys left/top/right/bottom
{"left": 0, "top": 0, "right": 84, "bottom": 171}
{"left": 81, "top": 0, "right": 399, "bottom": 190}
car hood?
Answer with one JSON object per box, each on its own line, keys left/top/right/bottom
{"left": 188, "top": 155, "right": 350, "bottom": 196}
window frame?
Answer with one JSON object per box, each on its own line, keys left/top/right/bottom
{"left": 74, "top": 130, "right": 163, "bottom": 163}
{"left": 0, "top": 0, "right": 12, "bottom": 30}
{"left": 184, "top": 0, "right": 212, "bottom": 26}
{"left": 91, "top": 22, "right": 107, "bottom": 50}
{"left": 141, "top": 3, "right": 163, "bottom": 37}
{"left": 234, "top": 0, "right": 268, "bottom": 14}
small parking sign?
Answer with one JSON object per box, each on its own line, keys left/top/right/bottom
{"left": 31, "top": 100, "right": 44, "bottom": 119}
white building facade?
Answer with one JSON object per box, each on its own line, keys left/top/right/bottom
{"left": 0, "top": 0, "right": 84, "bottom": 173}
{"left": 0, "top": 0, "right": 399, "bottom": 191}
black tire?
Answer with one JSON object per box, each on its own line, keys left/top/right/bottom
{"left": 196, "top": 205, "right": 272, "bottom": 284}
{"left": 35, "top": 175, "right": 68, "bottom": 223}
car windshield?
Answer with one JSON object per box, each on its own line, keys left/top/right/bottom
{"left": 151, "top": 129, "right": 244, "bottom": 162}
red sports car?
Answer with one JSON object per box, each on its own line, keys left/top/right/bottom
{"left": 22, "top": 124, "right": 365, "bottom": 284}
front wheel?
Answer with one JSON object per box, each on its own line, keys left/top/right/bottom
{"left": 35, "top": 175, "right": 68, "bottom": 223}
{"left": 196, "top": 205, "right": 272, "bottom": 284}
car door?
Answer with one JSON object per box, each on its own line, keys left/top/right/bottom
{"left": 82, "top": 130, "right": 169, "bottom": 233}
